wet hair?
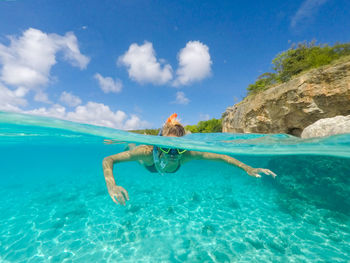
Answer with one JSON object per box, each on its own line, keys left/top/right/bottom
{"left": 161, "top": 122, "right": 186, "bottom": 137}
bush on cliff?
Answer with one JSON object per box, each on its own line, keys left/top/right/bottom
{"left": 185, "top": 118, "right": 222, "bottom": 133}
{"left": 247, "top": 72, "right": 278, "bottom": 94}
{"left": 130, "top": 118, "right": 222, "bottom": 134}
{"left": 248, "top": 41, "right": 350, "bottom": 95}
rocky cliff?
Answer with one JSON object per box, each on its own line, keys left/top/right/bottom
{"left": 222, "top": 59, "right": 350, "bottom": 136}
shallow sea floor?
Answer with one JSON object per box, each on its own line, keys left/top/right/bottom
{"left": 0, "top": 142, "right": 349, "bottom": 262}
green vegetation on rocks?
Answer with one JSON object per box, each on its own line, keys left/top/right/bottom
{"left": 130, "top": 118, "right": 222, "bottom": 135}
{"left": 248, "top": 41, "right": 350, "bottom": 95}
{"left": 185, "top": 118, "right": 222, "bottom": 133}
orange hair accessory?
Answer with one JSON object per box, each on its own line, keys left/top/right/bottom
{"left": 166, "top": 113, "right": 179, "bottom": 124}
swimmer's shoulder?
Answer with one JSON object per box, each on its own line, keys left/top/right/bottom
{"left": 130, "top": 145, "right": 153, "bottom": 156}
{"left": 180, "top": 150, "right": 198, "bottom": 164}
{"left": 180, "top": 150, "right": 211, "bottom": 164}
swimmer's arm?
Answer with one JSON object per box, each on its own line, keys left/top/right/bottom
{"left": 103, "top": 145, "right": 152, "bottom": 181}
{"left": 102, "top": 146, "right": 152, "bottom": 204}
{"left": 182, "top": 151, "right": 276, "bottom": 178}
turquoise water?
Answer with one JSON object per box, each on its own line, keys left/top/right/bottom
{"left": 0, "top": 112, "right": 350, "bottom": 262}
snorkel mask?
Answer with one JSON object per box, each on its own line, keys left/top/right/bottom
{"left": 158, "top": 147, "right": 187, "bottom": 155}
{"left": 157, "top": 113, "right": 187, "bottom": 156}
{"left": 153, "top": 113, "right": 187, "bottom": 174}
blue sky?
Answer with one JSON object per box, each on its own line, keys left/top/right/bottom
{"left": 0, "top": 0, "right": 349, "bottom": 129}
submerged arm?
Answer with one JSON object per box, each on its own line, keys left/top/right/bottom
{"left": 183, "top": 151, "right": 276, "bottom": 178}
{"left": 102, "top": 145, "right": 152, "bottom": 205}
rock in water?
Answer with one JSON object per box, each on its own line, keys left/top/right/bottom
{"left": 301, "top": 115, "right": 350, "bottom": 138}
{"left": 222, "top": 59, "right": 350, "bottom": 136}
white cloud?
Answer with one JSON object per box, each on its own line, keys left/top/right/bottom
{"left": 118, "top": 41, "right": 173, "bottom": 85}
{"left": 1, "top": 93, "right": 149, "bottom": 129}
{"left": 173, "top": 91, "right": 190, "bottom": 105}
{"left": 23, "top": 101, "right": 149, "bottom": 130}
{"left": 66, "top": 102, "right": 127, "bottom": 128}
{"left": 27, "top": 104, "right": 66, "bottom": 119}
{"left": 0, "top": 28, "right": 89, "bottom": 98}
{"left": 124, "top": 114, "right": 148, "bottom": 130}
{"left": 173, "top": 41, "right": 212, "bottom": 86}
{"left": 0, "top": 83, "right": 27, "bottom": 112}
{"left": 65, "top": 102, "right": 149, "bottom": 129}
{"left": 94, "top": 73, "right": 122, "bottom": 94}
{"left": 291, "top": 0, "right": 329, "bottom": 28}
{"left": 59, "top": 91, "right": 82, "bottom": 107}
{"left": 51, "top": 31, "right": 90, "bottom": 70}
{"left": 0, "top": 29, "right": 148, "bottom": 130}
{"left": 34, "top": 91, "right": 51, "bottom": 103}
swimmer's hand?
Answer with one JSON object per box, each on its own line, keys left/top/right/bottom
{"left": 246, "top": 168, "right": 277, "bottom": 178}
{"left": 107, "top": 184, "right": 129, "bottom": 205}
{"left": 104, "top": 139, "right": 114, "bottom": 144}
{"left": 104, "top": 139, "right": 126, "bottom": 145}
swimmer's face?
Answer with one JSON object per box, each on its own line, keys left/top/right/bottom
{"left": 160, "top": 133, "right": 182, "bottom": 163}
{"left": 165, "top": 134, "right": 178, "bottom": 138}
{"left": 160, "top": 151, "right": 181, "bottom": 161}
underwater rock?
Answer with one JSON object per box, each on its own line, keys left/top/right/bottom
{"left": 190, "top": 192, "right": 201, "bottom": 203}
{"left": 201, "top": 223, "right": 216, "bottom": 235}
{"left": 127, "top": 205, "right": 142, "bottom": 213}
{"left": 167, "top": 206, "right": 175, "bottom": 214}
{"left": 222, "top": 59, "right": 350, "bottom": 136}
{"left": 268, "top": 156, "right": 350, "bottom": 216}
{"left": 226, "top": 199, "right": 241, "bottom": 210}
{"left": 301, "top": 115, "right": 350, "bottom": 138}
{"left": 213, "top": 251, "right": 231, "bottom": 262}
{"left": 245, "top": 237, "right": 265, "bottom": 250}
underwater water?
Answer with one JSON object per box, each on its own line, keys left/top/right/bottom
{"left": 0, "top": 112, "right": 350, "bottom": 263}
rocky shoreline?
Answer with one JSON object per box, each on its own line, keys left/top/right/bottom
{"left": 222, "top": 59, "right": 350, "bottom": 137}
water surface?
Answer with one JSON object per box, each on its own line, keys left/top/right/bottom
{"left": 0, "top": 112, "right": 349, "bottom": 262}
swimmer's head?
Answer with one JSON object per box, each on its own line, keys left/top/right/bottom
{"left": 161, "top": 113, "right": 185, "bottom": 137}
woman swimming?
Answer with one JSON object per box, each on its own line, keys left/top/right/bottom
{"left": 102, "top": 113, "right": 277, "bottom": 205}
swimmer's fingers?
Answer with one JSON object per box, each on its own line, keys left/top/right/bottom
{"left": 255, "top": 168, "right": 277, "bottom": 178}
{"left": 104, "top": 139, "right": 127, "bottom": 145}
{"left": 108, "top": 186, "right": 129, "bottom": 206}
{"left": 252, "top": 173, "right": 262, "bottom": 178}
{"left": 264, "top": 169, "right": 277, "bottom": 178}
{"left": 109, "top": 191, "right": 125, "bottom": 205}
{"left": 120, "top": 188, "right": 129, "bottom": 201}
{"left": 247, "top": 169, "right": 261, "bottom": 178}
{"left": 110, "top": 194, "right": 119, "bottom": 205}
{"left": 257, "top": 168, "right": 276, "bottom": 178}
{"left": 116, "top": 193, "right": 126, "bottom": 206}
